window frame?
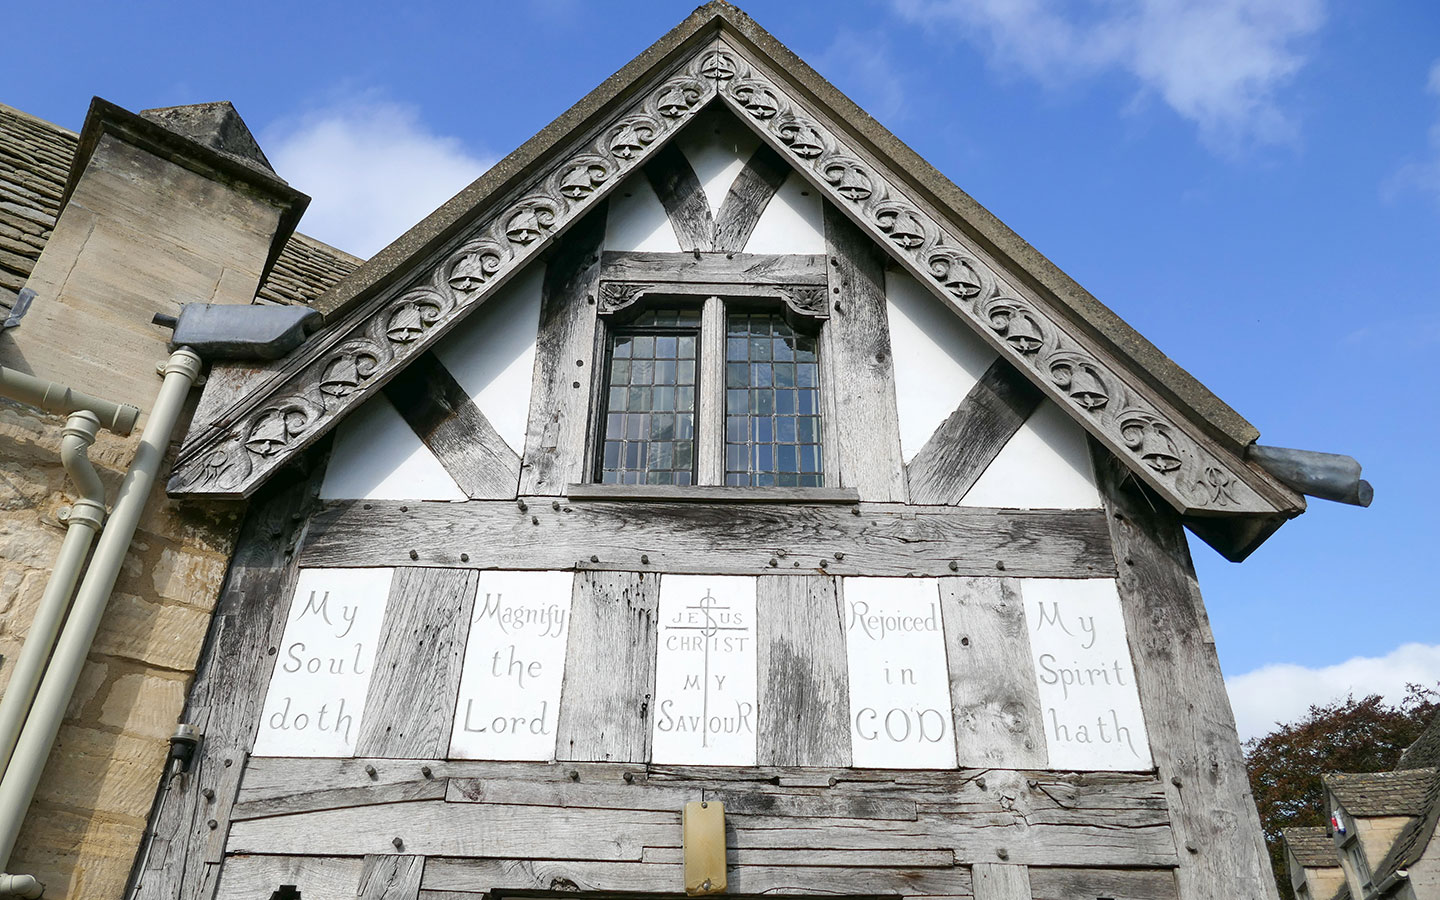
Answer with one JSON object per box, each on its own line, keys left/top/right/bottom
{"left": 587, "top": 292, "right": 832, "bottom": 489}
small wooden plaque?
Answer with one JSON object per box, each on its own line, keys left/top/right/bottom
{"left": 683, "top": 800, "right": 726, "bottom": 894}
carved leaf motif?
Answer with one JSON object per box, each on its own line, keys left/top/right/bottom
{"left": 598, "top": 282, "right": 649, "bottom": 315}
{"left": 777, "top": 285, "right": 827, "bottom": 318}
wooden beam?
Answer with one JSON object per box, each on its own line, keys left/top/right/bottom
{"left": 298, "top": 500, "right": 1117, "bottom": 579}
{"left": 972, "top": 864, "right": 1032, "bottom": 900}
{"left": 384, "top": 351, "right": 522, "bottom": 499}
{"left": 564, "top": 484, "right": 858, "bottom": 504}
{"left": 823, "top": 203, "right": 907, "bottom": 501}
{"left": 421, "top": 857, "right": 973, "bottom": 896}
{"left": 555, "top": 571, "right": 658, "bottom": 762}
{"left": 906, "top": 358, "right": 1044, "bottom": 506}
{"left": 940, "top": 577, "right": 1047, "bottom": 769}
{"left": 519, "top": 204, "right": 606, "bottom": 495}
{"left": 643, "top": 142, "right": 714, "bottom": 252}
{"left": 757, "top": 575, "right": 850, "bottom": 767}
{"left": 599, "top": 250, "right": 825, "bottom": 285}
{"left": 359, "top": 855, "right": 424, "bottom": 900}
{"left": 1093, "top": 440, "right": 1281, "bottom": 900}
{"left": 131, "top": 459, "right": 321, "bottom": 900}
{"left": 212, "top": 854, "right": 363, "bottom": 900}
{"left": 713, "top": 144, "right": 791, "bottom": 252}
{"left": 1027, "top": 866, "right": 1179, "bottom": 900}
{"left": 355, "top": 568, "right": 478, "bottom": 758}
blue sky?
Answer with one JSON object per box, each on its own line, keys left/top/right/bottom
{"left": 12, "top": 1, "right": 1440, "bottom": 737}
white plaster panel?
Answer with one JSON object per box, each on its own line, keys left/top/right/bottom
{"left": 885, "top": 266, "right": 999, "bottom": 462}
{"left": 676, "top": 109, "right": 761, "bottom": 214}
{"left": 319, "top": 394, "right": 466, "bottom": 501}
{"left": 449, "top": 570, "right": 574, "bottom": 761}
{"left": 1022, "top": 578, "right": 1152, "bottom": 771}
{"left": 844, "top": 577, "right": 957, "bottom": 768}
{"left": 254, "top": 568, "right": 395, "bottom": 757}
{"left": 960, "top": 400, "right": 1101, "bottom": 509}
{"left": 605, "top": 176, "right": 682, "bottom": 252}
{"left": 652, "top": 574, "right": 758, "bottom": 765}
{"left": 432, "top": 263, "right": 544, "bottom": 455}
{"left": 743, "top": 171, "right": 824, "bottom": 254}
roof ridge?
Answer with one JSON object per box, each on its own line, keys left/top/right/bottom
{"left": 0, "top": 102, "right": 79, "bottom": 139}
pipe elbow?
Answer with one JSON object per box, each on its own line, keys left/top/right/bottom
{"left": 0, "top": 873, "right": 43, "bottom": 898}
{"left": 59, "top": 412, "right": 106, "bottom": 521}
{"left": 1248, "top": 443, "right": 1373, "bottom": 508}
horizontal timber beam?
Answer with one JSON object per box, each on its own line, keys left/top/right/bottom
{"left": 297, "top": 499, "right": 1116, "bottom": 577}
{"left": 599, "top": 250, "right": 826, "bottom": 285}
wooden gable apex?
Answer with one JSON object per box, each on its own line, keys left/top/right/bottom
{"left": 167, "top": 3, "right": 1303, "bottom": 546}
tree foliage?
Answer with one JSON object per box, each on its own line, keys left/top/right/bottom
{"left": 1244, "top": 684, "right": 1438, "bottom": 900}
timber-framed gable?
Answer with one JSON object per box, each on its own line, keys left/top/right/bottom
{"left": 164, "top": 4, "right": 1302, "bottom": 563}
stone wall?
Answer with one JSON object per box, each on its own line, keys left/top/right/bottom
{"left": 0, "top": 398, "right": 242, "bottom": 896}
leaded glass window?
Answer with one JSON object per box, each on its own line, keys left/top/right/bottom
{"left": 593, "top": 299, "right": 824, "bottom": 488}
{"left": 597, "top": 307, "right": 700, "bottom": 485}
{"left": 724, "top": 311, "right": 822, "bottom": 487}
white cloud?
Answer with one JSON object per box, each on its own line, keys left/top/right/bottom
{"left": 890, "top": 0, "right": 1325, "bottom": 151}
{"left": 1226, "top": 643, "right": 1440, "bottom": 742}
{"left": 1388, "top": 59, "right": 1440, "bottom": 203}
{"left": 264, "top": 98, "right": 494, "bottom": 258}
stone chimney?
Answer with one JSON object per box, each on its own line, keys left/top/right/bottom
{"left": 0, "top": 97, "right": 307, "bottom": 414}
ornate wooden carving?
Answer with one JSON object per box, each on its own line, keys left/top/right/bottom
{"left": 167, "top": 43, "right": 726, "bottom": 497}
{"left": 169, "top": 34, "right": 1297, "bottom": 519}
{"left": 704, "top": 40, "right": 1297, "bottom": 517}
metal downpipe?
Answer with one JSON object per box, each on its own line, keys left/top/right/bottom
{"left": 0, "top": 412, "right": 106, "bottom": 781}
{"left": 0, "top": 348, "right": 202, "bottom": 880}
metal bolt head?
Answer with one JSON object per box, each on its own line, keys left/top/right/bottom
{"left": 460, "top": 553, "right": 470, "bottom": 563}
{"left": 409, "top": 549, "right": 419, "bottom": 561}
{"left": 207, "top": 819, "right": 218, "bottom": 830}
{"left": 421, "top": 766, "right": 433, "bottom": 779}
{"left": 57, "top": 507, "right": 71, "bottom": 522}
{"left": 640, "top": 554, "right": 649, "bottom": 565}
{"left": 995, "top": 848, "right": 1008, "bottom": 860}
{"left": 623, "top": 771, "right": 634, "bottom": 783}
{"left": 202, "top": 787, "right": 215, "bottom": 801}
{"left": 365, "top": 764, "right": 378, "bottom": 778}
{"left": 948, "top": 560, "right": 959, "bottom": 571}
{"left": 569, "top": 769, "right": 580, "bottom": 781}
{"left": 590, "top": 554, "right": 600, "bottom": 563}
{"left": 393, "top": 836, "right": 405, "bottom": 850}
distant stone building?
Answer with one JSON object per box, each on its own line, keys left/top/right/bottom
{"left": 1284, "top": 716, "right": 1440, "bottom": 900}
{"left": 0, "top": 4, "right": 1370, "bottom": 899}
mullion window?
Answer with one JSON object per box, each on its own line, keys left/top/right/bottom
{"left": 598, "top": 308, "right": 699, "bottom": 485}
{"left": 594, "top": 301, "right": 823, "bottom": 488}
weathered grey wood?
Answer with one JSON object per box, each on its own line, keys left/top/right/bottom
{"left": 757, "top": 575, "right": 850, "bottom": 766}
{"left": 940, "top": 577, "right": 1047, "bottom": 769}
{"left": 698, "top": 294, "right": 725, "bottom": 484}
{"left": 1027, "top": 866, "right": 1178, "bottom": 900}
{"left": 564, "top": 483, "right": 858, "bottom": 504}
{"left": 355, "top": 568, "right": 478, "bottom": 758}
{"left": 237, "top": 758, "right": 639, "bottom": 801}
{"left": 519, "top": 205, "right": 606, "bottom": 495}
{"left": 422, "top": 857, "right": 974, "bottom": 896}
{"left": 600, "top": 250, "right": 826, "bottom": 285}
{"left": 359, "top": 855, "right": 424, "bottom": 900}
{"left": 213, "top": 854, "right": 363, "bottom": 900}
{"left": 823, "top": 202, "right": 907, "bottom": 501}
{"left": 445, "top": 775, "right": 916, "bottom": 820}
{"left": 644, "top": 142, "right": 714, "bottom": 251}
{"left": 384, "top": 351, "right": 522, "bottom": 499}
{"left": 230, "top": 773, "right": 448, "bottom": 821}
{"left": 223, "top": 797, "right": 1173, "bottom": 867}
{"left": 972, "top": 864, "right": 1032, "bottom": 900}
{"left": 226, "top": 800, "right": 673, "bottom": 858}
{"left": 906, "top": 359, "right": 1044, "bottom": 505}
{"left": 713, "top": 144, "right": 790, "bottom": 252}
{"left": 1094, "top": 440, "right": 1280, "bottom": 900}
{"left": 555, "top": 571, "right": 658, "bottom": 762}
{"left": 638, "top": 847, "right": 956, "bottom": 867}
{"left": 300, "top": 500, "right": 1115, "bottom": 578}
{"left": 131, "top": 460, "right": 321, "bottom": 900}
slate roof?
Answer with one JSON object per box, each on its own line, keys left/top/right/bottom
{"left": 0, "top": 101, "right": 361, "bottom": 315}
{"left": 1325, "top": 768, "right": 1437, "bottom": 817}
{"left": 1372, "top": 768, "right": 1440, "bottom": 890}
{"left": 1284, "top": 826, "right": 1342, "bottom": 868}
{"left": 1399, "top": 710, "right": 1440, "bottom": 771}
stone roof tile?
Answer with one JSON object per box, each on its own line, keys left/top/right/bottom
{"left": 1325, "top": 768, "right": 1437, "bottom": 817}
{"left": 0, "top": 101, "right": 360, "bottom": 313}
{"left": 1283, "top": 826, "right": 1340, "bottom": 868}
